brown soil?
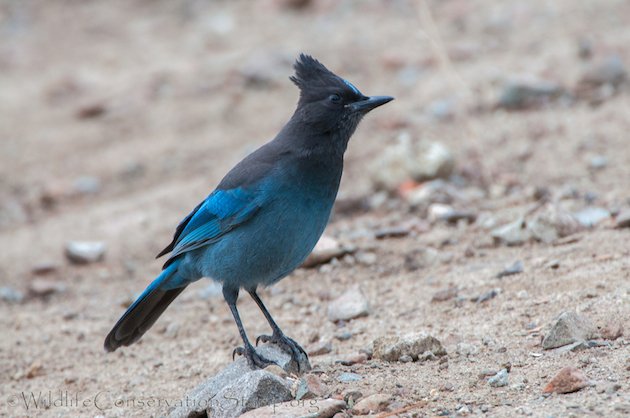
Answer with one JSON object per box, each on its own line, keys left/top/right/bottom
{"left": 1, "top": 0, "right": 629, "bottom": 417}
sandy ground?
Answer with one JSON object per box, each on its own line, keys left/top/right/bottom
{"left": 1, "top": 0, "right": 629, "bottom": 417}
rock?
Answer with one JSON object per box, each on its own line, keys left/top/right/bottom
{"left": 578, "top": 56, "right": 627, "bottom": 89}
{"left": 473, "top": 288, "right": 500, "bottom": 303}
{"left": 456, "top": 405, "right": 471, "bottom": 416}
{"left": 338, "top": 372, "right": 363, "bottom": 383}
{"left": 373, "top": 333, "right": 446, "bottom": 362}
{"left": 31, "top": 262, "right": 59, "bottom": 276}
{"left": 559, "top": 340, "right": 608, "bottom": 352}
{"left": 164, "top": 322, "right": 179, "bottom": 339}
{"left": 73, "top": 176, "right": 101, "bottom": 195}
{"left": 355, "top": 251, "right": 377, "bottom": 266}
{"left": 428, "top": 204, "right": 476, "bottom": 224}
{"left": 543, "top": 367, "right": 589, "bottom": 394}
{"left": 265, "top": 365, "right": 288, "bottom": 379}
{"left": 273, "top": 0, "right": 314, "bottom": 10}
{"left": 370, "top": 133, "right": 455, "bottom": 190}
{"left": 169, "top": 345, "right": 299, "bottom": 418}
{"left": 399, "top": 354, "right": 413, "bottom": 363}
{"left": 615, "top": 209, "right": 630, "bottom": 228}
{"left": 402, "top": 179, "right": 460, "bottom": 207}
{"left": 240, "top": 398, "right": 345, "bottom": 418}
{"left": 28, "top": 279, "right": 66, "bottom": 297}
{"left": 334, "top": 331, "right": 353, "bottom": 341}
{"left": 576, "top": 56, "right": 627, "bottom": 103}
{"left": 497, "top": 77, "right": 565, "bottom": 110}
{"left": 64, "top": 241, "right": 106, "bottom": 264}
{"left": 542, "top": 311, "right": 599, "bottom": 350}
{"left": 294, "top": 374, "right": 326, "bottom": 400}
{"left": 352, "top": 393, "right": 392, "bottom": 414}
{"left": 76, "top": 102, "right": 106, "bottom": 119}
{"left": 491, "top": 218, "right": 530, "bottom": 246}
{"left": 335, "top": 352, "right": 368, "bottom": 366}
{"left": 327, "top": 286, "right": 369, "bottom": 322}
{"left": 588, "top": 155, "right": 608, "bottom": 170}
{"left": 496, "top": 260, "right": 524, "bottom": 278}
{"left": 413, "top": 141, "right": 455, "bottom": 182}
{"left": 344, "top": 390, "right": 363, "bottom": 405}
{"left": 545, "top": 259, "right": 561, "bottom": 269}
{"left": 573, "top": 207, "right": 610, "bottom": 227}
{"left": 488, "top": 369, "right": 509, "bottom": 388}
{"left": 0, "top": 286, "right": 24, "bottom": 303}
{"left": 304, "top": 236, "right": 351, "bottom": 268}
{"left": 307, "top": 340, "right": 332, "bottom": 356}
{"left": 600, "top": 322, "right": 623, "bottom": 340}
{"left": 431, "top": 287, "right": 458, "bottom": 302}
{"left": 455, "top": 342, "right": 478, "bottom": 357}
{"left": 374, "top": 225, "right": 410, "bottom": 239}
{"left": 528, "top": 207, "right": 583, "bottom": 243}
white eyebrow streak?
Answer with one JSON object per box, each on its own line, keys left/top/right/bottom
{"left": 343, "top": 79, "right": 360, "bottom": 95}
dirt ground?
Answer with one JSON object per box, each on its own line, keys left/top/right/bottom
{"left": 1, "top": 0, "right": 629, "bottom": 417}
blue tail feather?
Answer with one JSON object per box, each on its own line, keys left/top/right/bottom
{"left": 104, "top": 260, "right": 186, "bottom": 352}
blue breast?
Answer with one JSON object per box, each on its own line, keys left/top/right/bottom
{"left": 192, "top": 167, "right": 339, "bottom": 288}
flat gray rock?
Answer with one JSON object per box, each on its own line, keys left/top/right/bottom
{"left": 542, "top": 311, "right": 599, "bottom": 350}
{"left": 327, "top": 285, "right": 369, "bottom": 322}
{"left": 169, "top": 345, "right": 310, "bottom": 418}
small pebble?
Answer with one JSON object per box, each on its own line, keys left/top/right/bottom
{"left": 303, "top": 235, "right": 351, "bottom": 267}
{"left": 615, "top": 209, "right": 630, "bottom": 228}
{"left": 0, "top": 286, "right": 24, "bottom": 303}
{"left": 399, "top": 354, "right": 413, "bottom": 363}
{"left": 474, "top": 288, "right": 500, "bottom": 303}
{"left": 31, "top": 262, "right": 59, "bottom": 276}
{"left": 431, "top": 287, "right": 458, "bottom": 302}
{"left": 65, "top": 241, "right": 106, "bottom": 264}
{"left": 543, "top": 367, "right": 589, "bottom": 394}
{"left": 338, "top": 372, "right": 363, "bottom": 383}
{"left": 327, "top": 285, "right": 369, "bottom": 322}
{"left": 335, "top": 331, "right": 353, "bottom": 341}
{"left": 335, "top": 352, "right": 368, "bottom": 366}
{"left": 488, "top": 369, "right": 509, "bottom": 387}
{"left": 573, "top": 207, "right": 610, "bottom": 228}
{"left": 496, "top": 260, "right": 523, "bottom": 278}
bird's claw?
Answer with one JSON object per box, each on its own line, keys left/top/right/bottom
{"left": 256, "top": 334, "right": 272, "bottom": 346}
{"left": 232, "top": 345, "right": 277, "bottom": 369}
{"left": 255, "top": 332, "right": 308, "bottom": 371}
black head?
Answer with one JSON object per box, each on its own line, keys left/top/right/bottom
{"left": 288, "top": 54, "right": 393, "bottom": 146}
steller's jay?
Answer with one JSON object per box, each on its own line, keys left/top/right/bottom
{"left": 104, "top": 54, "right": 393, "bottom": 369}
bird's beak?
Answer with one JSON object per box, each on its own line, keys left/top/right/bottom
{"left": 348, "top": 95, "right": 394, "bottom": 113}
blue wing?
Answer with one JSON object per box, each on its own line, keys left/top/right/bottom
{"left": 158, "top": 187, "right": 262, "bottom": 268}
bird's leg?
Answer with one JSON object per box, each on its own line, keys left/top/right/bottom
{"left": 248, "top": 289, "right": 308, "bottom": 370}
{"left": 223, "top": 286, "right": 276, "bottom": 369}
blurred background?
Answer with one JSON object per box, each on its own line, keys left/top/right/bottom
{"left": 1, "top": 0, "right": 629, "bottom": 416}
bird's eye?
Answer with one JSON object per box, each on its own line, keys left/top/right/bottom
{"left": 329, "top": 94, "right": 342, "bottom": 104}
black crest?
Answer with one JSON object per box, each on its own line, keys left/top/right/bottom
{"left": 289, "top": 54, "right": 356, "bottom": 107}
{"left": 290, "top": 54, "right": 340, "bottom": 89}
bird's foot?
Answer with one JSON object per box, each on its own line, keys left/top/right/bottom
{"left": 256, "top": 333, "right": 309, "bottom": 371}
{"left": 232, "top": 345, "right": 277, "bottom": 369}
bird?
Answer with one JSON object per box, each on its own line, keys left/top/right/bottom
{"left": 104, "top": 54, "right": 393, "bottom": 370}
